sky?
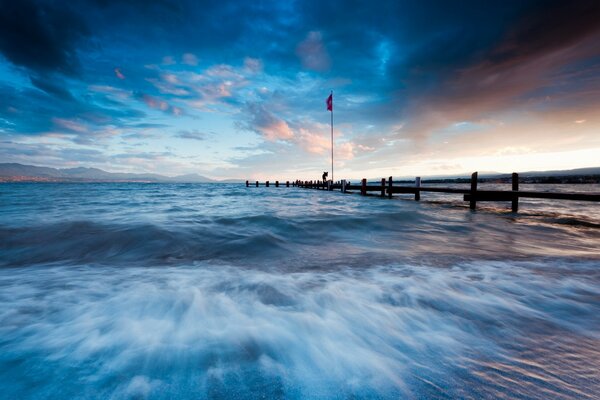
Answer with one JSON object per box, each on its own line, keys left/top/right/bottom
{"left": 0, "top": 0, "right": 599, "bottom": 180}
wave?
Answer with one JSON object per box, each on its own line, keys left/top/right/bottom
{"left": 0, "top": 261, "right": 598, "bottom": 399}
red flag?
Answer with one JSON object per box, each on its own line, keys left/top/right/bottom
{"left": 326, "top": 93, "right": 333, "bottom": 111}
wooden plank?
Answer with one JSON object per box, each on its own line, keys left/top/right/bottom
{"left": 470, "top": 172, "right": 478, "bottom": 210}
{"left": 417, "top": 187, "right": 471, "bottom": 194}
{"left": 348, "top": 185, "right": 386, "bottom": 192}
{"left": 465, "top": 190, "right": 600, "bottom": 202}
{"left": 415, "top": 177, "right": 421, "bottom": 201}
{"left": 464, "top": 192, "right": 517, "bottom": 201}
{"left": 512, "top": 173, "right": 519, "bottom": 212}
{"left": 390, "top": 187, "right": 418, "bottom": 194}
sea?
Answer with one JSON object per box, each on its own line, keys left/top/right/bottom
{"left": 0, "top": 182, "right": 599, "bottom": 399}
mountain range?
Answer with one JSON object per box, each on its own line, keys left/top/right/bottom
{"left": 1, "top": 163, "right": 599, "bottom": 183}
{"left": 0, "top": 163, "right": 242, "bottom": 183}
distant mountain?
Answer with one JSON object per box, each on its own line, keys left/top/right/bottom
{"left": 0, "top": 163, "right": 223, "bottom": 183}
{"left": 518, "top": 167, "right": 600, "bottom": 177}
{"left": 387, "top": 166, "right": 600, "bottom": 182}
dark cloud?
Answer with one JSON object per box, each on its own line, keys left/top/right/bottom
{"left": 0, "top": 0, "right": 89, "bottom": 75}
{"left": 30, "top": 75, "right": 75, "bottom": 100}
{"left": 488, "top": 0, "right": 600, "bottom": 66}
{"left": 175, "top": 130, "right": 213, "bottom": 141}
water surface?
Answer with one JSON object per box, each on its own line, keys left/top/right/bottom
{"left": 1, "top": 183, "right": 599, "bottom": 399}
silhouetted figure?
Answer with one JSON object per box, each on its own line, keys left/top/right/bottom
{"left": 322, "top": 171, "right": 328, "bottom": 183}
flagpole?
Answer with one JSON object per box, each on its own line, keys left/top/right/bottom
{"left": 330, "top": 90, "right": 333, "bottom": 183}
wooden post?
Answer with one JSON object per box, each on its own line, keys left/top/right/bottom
{"left": 275, "top": 180, "right": 279, "bottom": 187}
{"left": 470, "top": 172, "right": 478, "bottom": 210}
{"left": 286, "top": 181, "right": 289, "bottom": 187}
{"left": 246, "top": 180, "right": 249, "bottom": 187}
{"left": 415, "top": 177, "right": 421, "bottom": 201}
{"left": 381, "top": 178, "right": 385, "bottom": 197}
{"left": 341, "top": 179, "right": 346, "bottom": 193}
{"left": 388, "top": 176, "right": 393, "bottom": 199}
{"left": 266, "top": 180, "right": 270, "bottom": 187}
{"left": 256, "top": 181, "right": 259, "bottom": 187}
{"left": 361, "top": 178, "right": 366, "bottom": 196}
{"left": 512, "top": 172, "right": 519, "bottom": 212}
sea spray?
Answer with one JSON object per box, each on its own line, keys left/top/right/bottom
{"left": 1, "top": 261, "right": 599, "bottom": 399}
{"left": 0, "top": 183, "right": 599, "bottom": 399}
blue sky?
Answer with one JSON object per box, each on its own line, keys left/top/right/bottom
{"left": 1, "top": 0, "right": 599, "bottom": 179}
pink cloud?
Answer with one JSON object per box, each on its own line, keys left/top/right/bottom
{"left": 140, "top": 94, "right": 182, "bottom": 116}
{"left": 295, "top": 126, "right": 355, "bottom": 160}
{"left": 142, "top": 94, "right": 169, "bottom": 111}
{"left": 114, "top": 68, "right": 125, "bottom": 80}
{"left": 52, "top": 118, "right": 88, "bottom": 133}
{"left": 261, "top": 120, "right": 294, "bottom": 141}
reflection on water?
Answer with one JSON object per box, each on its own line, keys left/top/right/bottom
{"left": 0, "top": 183, "right": 599, "bottom": 399}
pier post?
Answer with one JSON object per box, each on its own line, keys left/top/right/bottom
{"left": 342, "top": 179, "right": 346, "bottom": 193}
{"left": 266, "top": 180, "right": 270, "bottom": 187}
{"left": 286, "top": 181, "right": 289, "bottom": 187}
{"left": 381, "top": 178, "right": 385, "bottom": 197}
{"left": 388, "top": 176, "right": 393, "bottom": 199}
{"left": 275, "top": 180, "right": 279, "bottom": 187}
{"left": 470, "top": 172, "right": 478, "bottom": 210}
{"left": 415, "top": 177, "right": 421, "bottom": 201}
{"left": 361, "top": 178, "right": 367, "bottom": 196}
{"left": 512, "top": 172, "right": 519, "bottom": 212}
{"left": 246, "top": 180, "right": 249, "bottom": 187}
{"left": 256, "top": 181, "right": 259, "bottom": 187}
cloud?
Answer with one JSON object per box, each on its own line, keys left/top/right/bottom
{"left": 294, "top": 124, "right": 356, "bottom": 160}
{"left": 52, "top": 118, "right": 88, "bottom": 133}
{"left": 114, "top": 68, "right": 125, "bottom": 79}
{"left": 162, "top": 56, "right": 176, "bottom": 65}
{"left": 182, "top": 53, "right": 198, "bottom": 65}
{"left": 243, "top": 103, "right": 293, "bottom": 141}
{"left": 296, "top": 31, "right": 330, "bottom": 71}
{"left": 30, "top": 75, "right": 75, "bottom": 100}
{"left": 392, "top": 1, "right": 600, "bottom": 143}
{"left": 0, "top": 0, "right": 89, "bottom": 75}
{"left": 175, "top": 130, "right": 211, "bottom": 141}
{"left": 243, "top": 57, "right": 263, "bottom": 74}
{"left": 137, "top": 93, "right": 182, "bottom": 116}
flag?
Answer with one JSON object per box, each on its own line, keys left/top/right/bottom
{"left": 326, "top": 93, "right": 333, "bottom": 111}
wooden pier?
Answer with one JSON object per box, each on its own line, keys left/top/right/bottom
{"left": 246, "top": 173, "right": 600, "bottom": 211}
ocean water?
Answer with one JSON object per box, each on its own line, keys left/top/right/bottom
{"left": 0, "top": 182, "right": 599, "bottom": 399}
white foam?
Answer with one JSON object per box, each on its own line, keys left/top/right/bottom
{"left": 0, "top": 261, "right": 598, "bottom": 398}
